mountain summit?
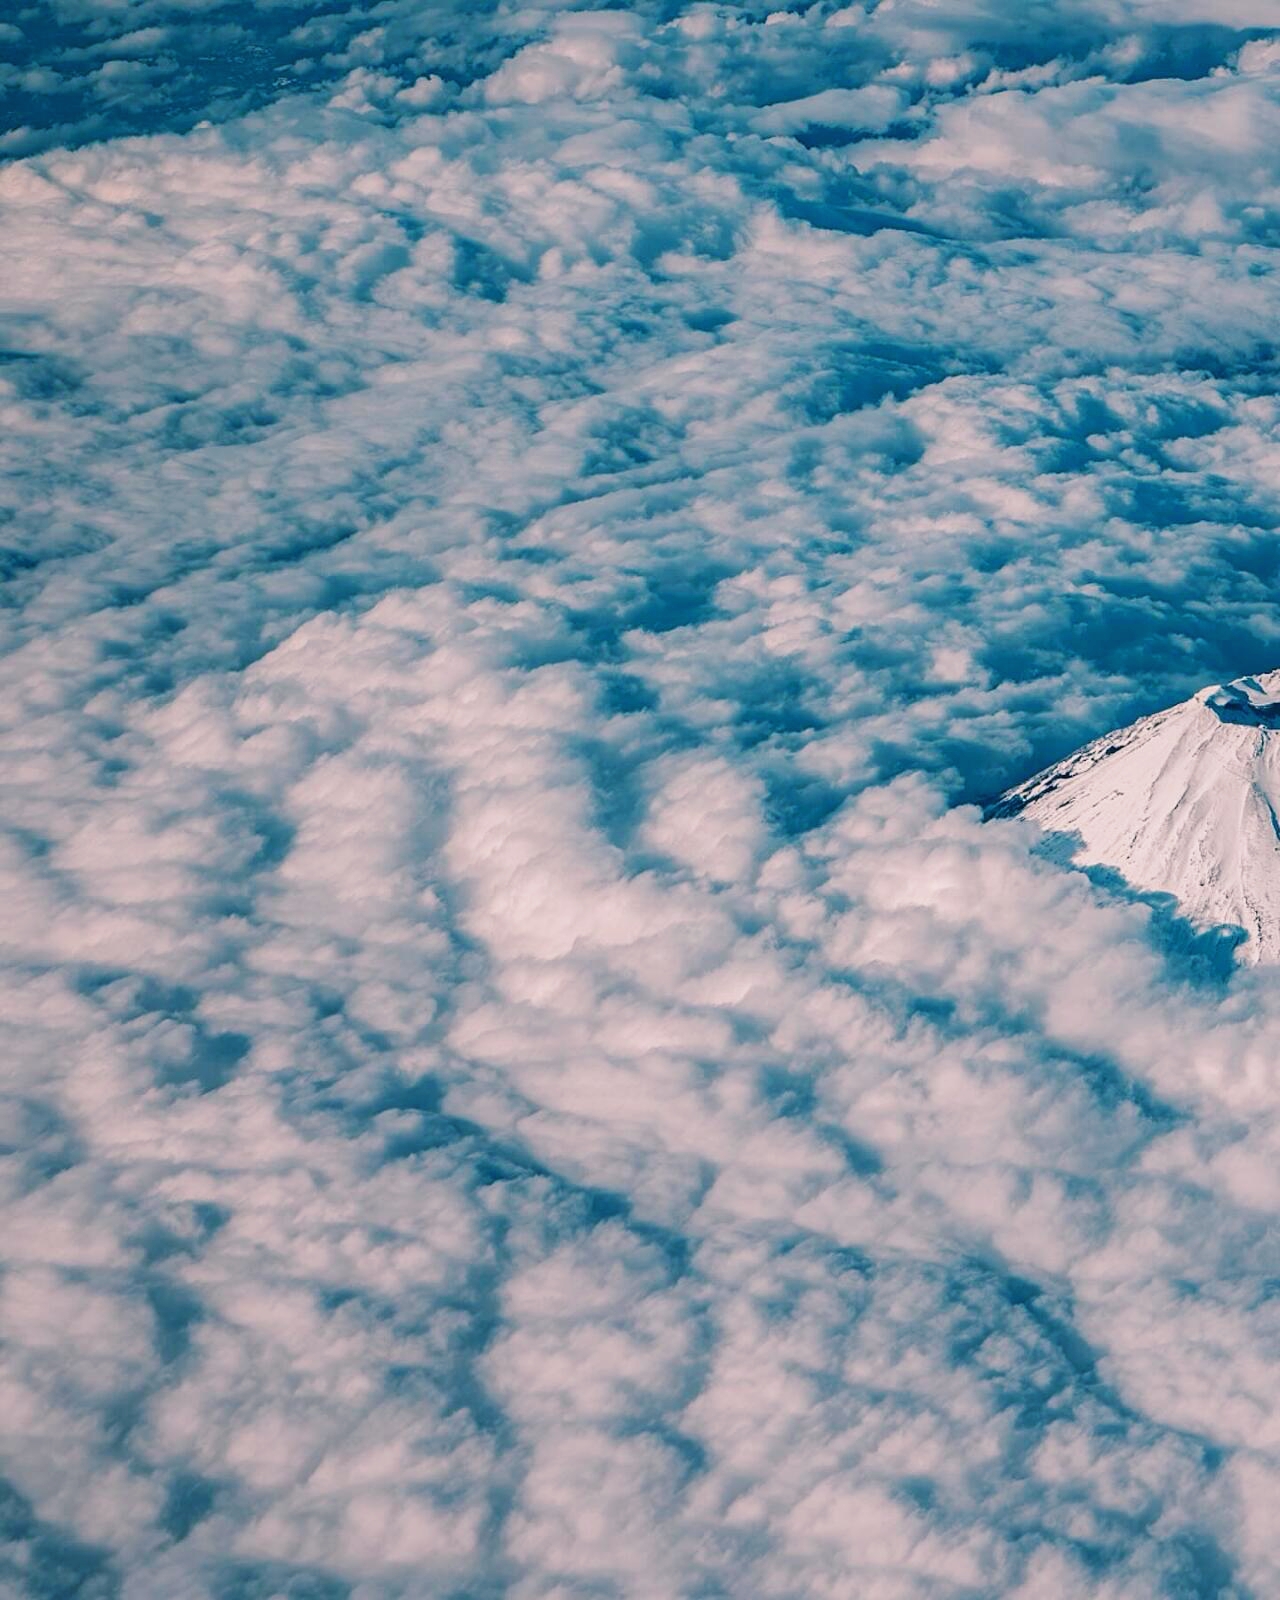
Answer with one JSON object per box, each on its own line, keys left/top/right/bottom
{"left": 994, "top": 673, "right": 1280, "bottom": 963}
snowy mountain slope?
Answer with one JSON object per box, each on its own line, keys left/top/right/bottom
{"left": 994, "top": 673, "right": 1280, "bottom": 963}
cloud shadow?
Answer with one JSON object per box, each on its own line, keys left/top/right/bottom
{"left": 1026, "top": 826, "right": 1247, "bottom": 989}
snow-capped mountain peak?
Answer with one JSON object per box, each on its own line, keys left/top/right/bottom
{"left": 994, "top": 672, "right": 1280, "bottom": 963}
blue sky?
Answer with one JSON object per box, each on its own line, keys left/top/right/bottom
{"left": 2, "top": 4, "right": 1280, "bottom": 1597}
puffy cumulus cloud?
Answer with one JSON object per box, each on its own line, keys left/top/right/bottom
{"left": 854, "top": 69, "right": 1280, "bottom": 247}
{"left": 0, "top": 0, "right": 520, "bottom": 157}
{"left": 750, "top": 83, "right": 909, "bottom": 136}
{"left": 483, "top": 12, "right": 642, "bottom": 107}
{"left": 3, "top": 1, "right": 1280, "bottom": 1596}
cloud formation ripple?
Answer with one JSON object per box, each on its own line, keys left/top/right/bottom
{"left": 2, "top": 3, "right": 1280, "bottom": 1596}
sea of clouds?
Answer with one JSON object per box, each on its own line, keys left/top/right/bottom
{"left": 3, "top": 2, "right": 1280, "bottom": 1596}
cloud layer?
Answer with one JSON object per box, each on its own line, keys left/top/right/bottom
{"left": 3, "top": 3, "right": 1280, "bottom": 1596}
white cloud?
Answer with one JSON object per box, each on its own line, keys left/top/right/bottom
{"left": 483, "top": 14, "right": 640, "bottom": 107}
{"left": 751, "top": 84, "right": 908, "bottom": 136}
{"left": 2, "top": 2, "right": 1280, "bottom": 1596}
